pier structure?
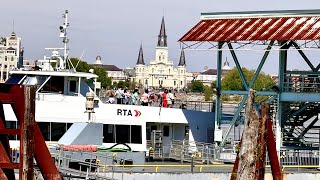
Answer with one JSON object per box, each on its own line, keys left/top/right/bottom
{"left": 0, "top": 84, "right": 61, "bottom": 179}
{"left": 179, "top": 9, "right": 320, "bottom": 151}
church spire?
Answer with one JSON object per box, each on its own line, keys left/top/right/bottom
{"left": 157, "top": 17, "right": 167, "bottom": 47}
{"left": 178, "top": 49, "right": 186, "bottom": 66}
{"left": 136, "top": 44, "right": 145, "bottom": 65}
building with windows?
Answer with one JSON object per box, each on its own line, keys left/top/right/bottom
{"left": 196, "top": 59, "right": 232, "bottom": 86}
{"left": 0, "top": 32, "right": 23, "bottom": 82}
{"left": 135, "top": 17, "right": 187, "bottom": 90}
{"left": 91, "top": 56, "right": 128, "bottom": 84}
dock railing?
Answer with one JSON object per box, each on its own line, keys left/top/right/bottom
{"left": 168, "top": 139, "right": 219, "bottom": 164}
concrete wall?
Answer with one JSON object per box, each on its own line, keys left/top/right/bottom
{"left": 104, "top": 173, "right": 320, "bottom": 180}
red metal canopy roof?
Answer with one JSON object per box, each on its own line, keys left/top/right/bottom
{"left": 179, "top": 10, "right": 320, "bottom": 42}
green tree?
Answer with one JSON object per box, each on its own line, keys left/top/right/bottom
{"left": 0, "top": 37, "right": 6, "bottom": 45}
{"left": 94, "top": 66, "right": 110, "bottom": 88}
{"left": 204, "top": 86, "right": 213, "bottom": 101}
{"left": 69, "top": 57, "right": 93, "bottom": 72}
{"left": 68, "top": 57, "right": 112, "bottom": 88}
{"left": 189, "top": 80, "right": 205, "bottom": 93}
{"left": 129, "top": 81, "right": 136, "bottom": 90}
{"left": 222, "top": 67, "right": 275, "bottom": 91}
{"left": 117, "top": 81, "right": 126, "bottom": 88}
{"left": 211, "top": 81, "right": 217, "bottom": 89}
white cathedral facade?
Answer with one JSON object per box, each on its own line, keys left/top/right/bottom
{"left": 135, "top": 17, "right": 187, "bottom": 90}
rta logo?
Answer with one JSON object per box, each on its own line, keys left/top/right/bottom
{"left": 117, "top": 109, "right": 141, "bottom": 117}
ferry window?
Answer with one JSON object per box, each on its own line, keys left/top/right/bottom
{"left": 69, "top": 80, "right": 77, "bottom": 92}
{"left": 131, "top": 125, "right": 142, "bottom": 144}
{"left": 151, "top": 125, "right": 157, "bottom": 131}
{"left": 163, "top": 126, "right": 169, "bottom": 137}
{"left": 5, "top": 121, "right": 17, "bottom": 140}
{"left": 40, "top": 76, "right": 64, "bottom": 93}
{"left": 51, "top": 123, "right": 66, "bottom": 141}
{"left": 38, "top": 122, "right": 50, "bottom": 141}
{"left": 6, "top": 74, "right": 25, "bottom": 84}
{"left": 67, "top": 123, "right": 73, "bottom": 130}
{"left": 116, "top": 125, "right": 130, "bottom": 143}
{"left": 22, "top": 75, "right": 47, "bottom": 87}
{"left": 103, "top": 124, "right": 115, "bottom": 143}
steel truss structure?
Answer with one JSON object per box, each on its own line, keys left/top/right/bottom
{"left": 0, "top": 84, "right": 61, "bottom": 179}
{"left": 179, "top": 9, "right": 320, "bottom": 151}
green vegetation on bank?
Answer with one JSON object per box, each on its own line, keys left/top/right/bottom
{"left": 69, "top": 57, "right": 112, "bottom": 88}
{"left": 189, "top": 67, "right": 275, "bottom": 102}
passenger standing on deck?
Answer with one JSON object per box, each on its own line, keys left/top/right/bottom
{"left": 115, "top": 88, "right": 124, "bottom": 104}
{"left": 123, "top": 89, "right": 130, "bottom": 105}
{"left": 107, "top": 92, "right": 116, "bottom": 104}
{"left": 141, "top": 89, "right": 149, "bottom": 106}
{"left": 167, "top": 89, "right": 174, "bottom": 108}
{"left": 131, "top": 89, "right": 139, "bottom": 105}
{"left": 161, "top": 89, "right": 168, "bottom": 108}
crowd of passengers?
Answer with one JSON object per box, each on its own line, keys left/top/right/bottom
{"left": 105, "top": 87, "right": 176, "bottom": 108}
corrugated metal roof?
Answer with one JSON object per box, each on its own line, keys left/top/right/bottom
{"left": 179, "top": 10, "right": 320, "bottom": 42}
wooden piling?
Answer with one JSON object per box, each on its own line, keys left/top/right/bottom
{"left": 236, "top": 89, "right": 260, "bottom": 180}
{"left": 19, "top": 86, "right": 35, "bottom": 180}
{"left": 255, "top": 103, "right": 268, "bottom": 180}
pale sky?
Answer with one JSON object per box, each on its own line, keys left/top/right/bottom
{"left": 1, "top": 0, "right": 320, "bottom": 74}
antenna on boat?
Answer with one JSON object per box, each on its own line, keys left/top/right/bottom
{"left": 59, "top": 10, "right": 74, "bottom": 71}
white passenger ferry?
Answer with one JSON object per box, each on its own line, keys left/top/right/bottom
{"left": 3, "top": 10, "right": 215, "bottom": 152}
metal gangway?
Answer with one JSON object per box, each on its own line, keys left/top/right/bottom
{"left": 52, "top": 149, "right": 142, "bottom": 180}
{"left": 168, "top": 140, "right": 219, "bottom": 164}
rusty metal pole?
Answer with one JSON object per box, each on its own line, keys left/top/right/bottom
{"left": 236, "top": 89, "right": 260, "bottom": 180}
{"left": 19, "top": 86, "right": 36, "bottom": 180}
{"left": 255, "top": 103, "right": 269, "bottom": 180}
{"left": 267, "top": 117, "right": 281, "bottom": 180}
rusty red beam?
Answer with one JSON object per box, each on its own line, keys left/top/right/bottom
{"left": 0, "top": 104, "right": 15, "bottom": 179}
{"left": 34, "top": 123, "right": 62, "bottom": 179}
{"left": 0, "top": 93, "right": 16, "bottom": 104}
{"left": 0, "top": 128, "right": 20, "bottom": 135}
{"left": 0, "top": 163, "right": 19, "bottom": 169}
{"left": 267, "top": 118, "right": 281, "bottom": 180}
{"left": 0, "top": 168, "right": 8, "bottom": 180}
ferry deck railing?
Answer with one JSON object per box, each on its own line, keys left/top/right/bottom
{"left": 51, "top": 148, "right": 319, "bottom": 174}
{"left": 283, "top": 71, "right": 320, "bottom": 93}
{"left": 103, "top": 97, "right": 214, "bottom": 112}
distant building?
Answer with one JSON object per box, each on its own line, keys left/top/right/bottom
{"left": 0, "top": 32, "right": 23, "bottom": 82}
{"left": 196, "top": 59, "right": 232, "bottom": 86}
{"left": 91, "top": 56, "right": 128, "bottom": 84}
{"left": 123, "top": 67, "right": 136, "bottom": 82}
{"left": 135, "top": 17, "right": 187, "bottom": 90}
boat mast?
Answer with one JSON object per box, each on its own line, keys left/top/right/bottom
{"left": 59, "top": 10, "right": 72, "bottom": 70}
